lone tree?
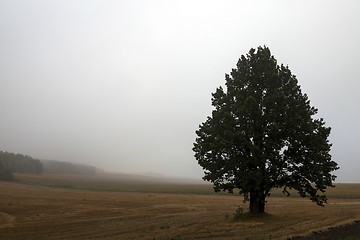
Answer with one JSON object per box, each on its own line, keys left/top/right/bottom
{"left": 193, "top": 46, "right": 338, "bottom": 214}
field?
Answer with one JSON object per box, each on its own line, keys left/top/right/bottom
{"left": 1, "top": 174, "right": 360, "bottom": 240}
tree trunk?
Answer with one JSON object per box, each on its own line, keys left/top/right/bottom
{"left": 249, "top": 192, "right": 265, "bottom": 214}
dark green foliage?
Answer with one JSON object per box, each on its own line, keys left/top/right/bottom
{"left": 0, "top": 161, "right": 15, "bottom": 181}
{"left": 232, "top": 206, "right": 245, "bottom": 220}
{"left": 193, "top": 46, "right": 338, "bottom": 214}
{"left": 0, "top": 151, "right": 43, "bottom": 174}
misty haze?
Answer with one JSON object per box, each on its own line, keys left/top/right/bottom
{"left": 0, "top": 1, "right": 359, "bottom": 182}
{"left": 1, "top": 1, "right": 360, "bottom": 239}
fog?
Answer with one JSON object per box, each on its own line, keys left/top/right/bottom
{"left": 1, "top": 0, "right": 359, "bottom": 182}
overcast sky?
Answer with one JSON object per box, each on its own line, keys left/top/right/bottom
{"left": 1, "top": 0, "right": 359, "bottom": 182}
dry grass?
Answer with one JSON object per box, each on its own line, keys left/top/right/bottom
{"left": 13, "top": 173, "right": 215, "bottom": 194}
{"left": 1, "top": 174, "right": 360, "bottom": 239}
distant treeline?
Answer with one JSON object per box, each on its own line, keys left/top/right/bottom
{"left": 0, "top": 151, "right": 43, "bottom": 174}
{"left": 40, "top": 160, "right": 97, "bottom": 176}
{"left": 0, "top": 150, "right": 99, "bottom": 181}
{"left": 0, "top": 161, "right": 15, "bottom": 181}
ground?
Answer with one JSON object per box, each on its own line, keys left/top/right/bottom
{"left": 290, "top": 220, "right": 360, "bottom": 240}
{"left": 1, "top": 174, "right": 360, "bottom": 240}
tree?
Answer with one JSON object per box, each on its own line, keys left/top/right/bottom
{"left": 0, "top": 161, "right": 14, "bottom": 181}
{"left": 193, "top": 46, "right": 338, "bottom": 214}
{"left": 0, "top": 151, "right": 43, "bottom": 174}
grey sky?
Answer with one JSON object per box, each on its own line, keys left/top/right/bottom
{"left": 0, "top": 0, "right": 359, "bottom": 182}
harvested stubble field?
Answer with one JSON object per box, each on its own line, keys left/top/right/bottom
{"left": 1, "top": 174, "right": 360, "bottom": 240}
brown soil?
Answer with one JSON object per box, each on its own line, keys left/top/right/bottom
{"left": 290, "top": 220, "right": 360, "bottom": 240}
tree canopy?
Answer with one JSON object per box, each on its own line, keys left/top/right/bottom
{"left": 0, "top": 151, "right": 43, "bottom": 175}
{"left": 193, "top": 46, "right": 338, "bottom": 214}
{"left": 0, "top": 160, "right": 14, "bottom": 181}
